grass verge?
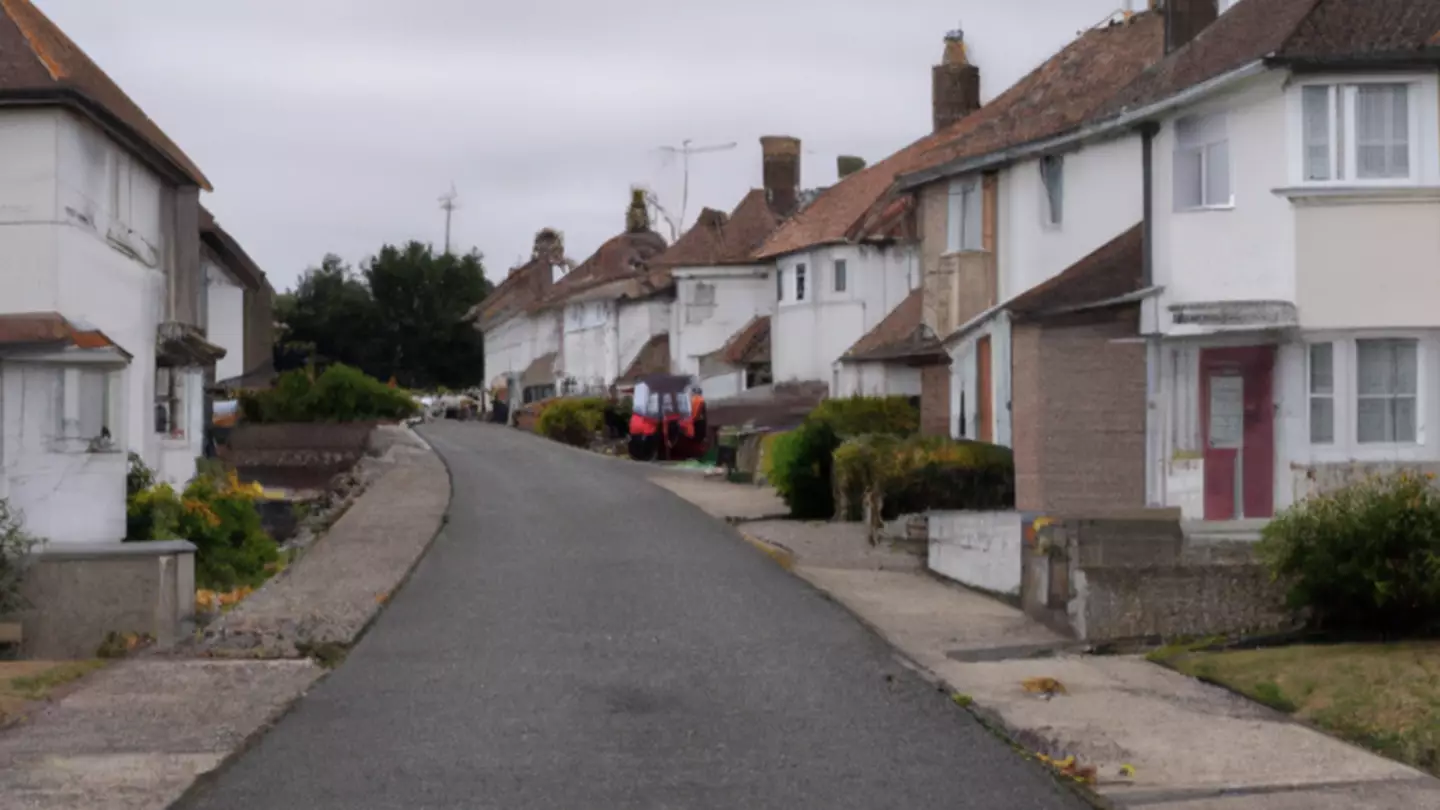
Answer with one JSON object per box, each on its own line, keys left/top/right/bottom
{"left": 0, "top": 660, "right": 106, "bottom": 726}
{"left": 1155, "top": 642, "right": 1440, "bottom": 775}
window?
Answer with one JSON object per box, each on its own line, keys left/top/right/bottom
{"left": 833, "top": 259, "right": 847, "bottom": 292}
{"left": 1175, "top": 113, "right": 1231, "bottom": 209}
{"left": 1356, "top": 338, "right": 1417, "bottom": 443}
{"left": 946, "top": 177, "right": 983, "bottom": 252}
{"left": 776, "top": 269, "right": 783, "bottom": 301}
{"left": 155, "top": 366, "right": 187, "bottom": 439}
{"left": 795, "top": 264, "right": 807, "bottom": 302}
{"left": 1309, "top": 343, "right": 1334, "bottom": 444}
{"left": 1039, "top": 155, "right": 1063, "bottom": 226}
{"left": 1301, "top": 83, "right": 1412, "bottom": 183}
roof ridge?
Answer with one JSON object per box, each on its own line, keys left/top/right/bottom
{"left": 0, "top": 0, "right": 57, "bottom": 79}
{"left": 1272, "top": 0, "right": 1330, "bottom": 57}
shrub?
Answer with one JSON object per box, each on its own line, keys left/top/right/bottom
{"left": 1258, "top": 471, "right": 1440, "bottom": 637}
{"left": 835, "top": 435, "right": 1015, "bottom": 532}
{"left": 0, "top": 499, "right": 38, "bottom": 617}
{"left": 239, "top": 365, "right": 417, "bottom": 424}
{"left": 537, "top": 397, "right": 606, "bottom": 447}
{"left": 770, "top": 396, "right": 920, "bottom": 520}
{"left": 127, "top": 469, "right": 278, "bottom": 590}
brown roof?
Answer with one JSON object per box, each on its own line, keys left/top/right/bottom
{"left": 1006, "top": 224, "right": 1144, "bottom": 320}
{"left": 520, "top": 351, "right": 558, "bottom": 387}
{"left": 618, "top": 334, "right": 670, "bottom": 384}
{"left": 903, "top": 11, "right": 1165, "bottom": 183}
{"left": 714, "top": 190, "right": 784, "bottom": 264}
{"left": 0, "top": 311, "right": 130, "bottom": 357}
{"left": 532, "top": 229, "right": 669, "bottom": 311}
{"left": 841, "top": 289, "right": 944, "bottom": 363}
{"left": 0, "top": 0, "right": 210, "bottom": 190}
{"left": 1103, "top": 0, "right": 1440, "bottom": 117}
{"left": 473, "top": 235, "right": 574, "bottom": 329}
{"left": 650, "top": 208, "right": 728, "bottom": 268}
{"left": 719, "top": 316, "right": 771, "bottom": 366}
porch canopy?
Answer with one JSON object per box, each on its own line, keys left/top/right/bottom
{"left": 157, "top": 321, "right": 226, "bottom": 368}
{"left": 0, "top": 312, "right": 131, "bottom": 366}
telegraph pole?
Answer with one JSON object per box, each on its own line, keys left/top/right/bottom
{"left": 439, "top": 183, "right": 460, "bottom": 255}
{"left": 656, "top": 139, "right": 736, "bottom": 228}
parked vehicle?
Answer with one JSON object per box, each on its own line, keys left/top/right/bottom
{"left": 628, "top": 374, "right": 707, "bottom": 462}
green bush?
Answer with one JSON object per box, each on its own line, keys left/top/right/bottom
{"left": 537, "top": 397, "right": 606, "bottom": 447}
{"left": 0, "top": 499, "right": 38, "bottom": 616}
{"left": 770, "top": 396, "right": 919, "bottom": 520}
{"left": 1258, "top": 470, "right": 1440, "bottom": 637}
{"left": 834, "top": 435, "right": 1014, "bottom": 526}
{"left": 239, "top": 365, "right": 417, "bottom": 424}
{"left": 127, "top": 469, "right": 279, "bottom": 590}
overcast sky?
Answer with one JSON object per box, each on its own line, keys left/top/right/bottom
{"left": 39, "top": 0, "right": 1127, "bottom": 290}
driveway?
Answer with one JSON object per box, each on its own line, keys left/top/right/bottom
{"left": 179, "top": 422, "right": 1088, "bottom": 809}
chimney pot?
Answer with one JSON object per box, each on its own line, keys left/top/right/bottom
{"left": 626, "top": 187, "right": 650, "bottom": 233}
{"left": 932, "top": 29, "right": 981, "bottom": 133}
{"left": 760, "top": 135, "right": 801, "bottom": 217}
{"left": 837, "top": 155, "right": 867, "bottom": 179}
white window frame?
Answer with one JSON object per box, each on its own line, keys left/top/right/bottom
{"left": 946, "top": 176, "right": 983, "bottom": 253}
{"left": 1039, "top": 155, "right": 1063, "bottom": 228}
{"left": 1303, "top": 334, "right": 1430, "bottom": 464}
{"left": 833, "top": 259, "right": 847, "bottom": 293}
{"left": 776, "top": 268, "right": 784, "bottom": 302}
{"left": 1291, "top": 76, "right": 1424, "bottom": 188}
{"left": 795, "top": 263, "right": 807, "bottom": 302}
{"left": 1307, "top": 342, "right": 1334, "bottom": 445}
{"left": 1355, "top": 337, "right": 1419, "bottom": 445}
{"left": 1173, "top": 112, "right": 1233, "bottom": 210}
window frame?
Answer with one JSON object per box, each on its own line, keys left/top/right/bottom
{"left": 1039, "top": 154, "right": 1064, "bottom": 228}
{"left": 1173, "top": 112, "right": 1234, "bottom": 211}
{"left": 1307, "top": 342, "right": 1334, "bottom": 445}
{"left": 795, "top": 263, "right": 807, "bottom": 302}
{"left": 945, "top": 176, "right": 983, "bottom": 253}
{"left": 833, "top": 259, "right": 847, "bottom": 293}
{"left": 1292, "top": 76, "right": 1424, "bottom": 188}
{"left": 1303, "top": 335, "right": 1429, "bottom": 463}
{"left": 776, "top": 268, "right": 784, "bottom": 302}
{"left": 1355, "top": 337, "right": 1419, "bottom": 445}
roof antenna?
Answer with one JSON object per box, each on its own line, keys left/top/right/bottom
{"left": 654, "top": 139, "right": 737, "bottom": 230}
{"left": 439, "top": 183, "right": 460, "bottom": 255}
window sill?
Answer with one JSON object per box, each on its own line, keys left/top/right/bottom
{"left": 1176, "top": 203, "right": 1235, "bottom": 213}
{"left": 1273, "top": 185, "right": 1440, "bottom": 205}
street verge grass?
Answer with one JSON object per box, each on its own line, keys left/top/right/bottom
{"left": 1153, "top": 642, "right": 1440, "bottom": 775}
{"left": 0, "top": 660, "right": 106, "bottom": 726}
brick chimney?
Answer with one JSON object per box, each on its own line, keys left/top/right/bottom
{"left": 933, "top": 29, "right": 981, "bottom": 133}
{"left": 529, "top": 227, "right": 565, "bottom": 293}
{"left": 837, "top": 155, "right": 867, "bottom": 179}
{"left": 760, "top": 135, "right": 801, "bottom": 217}
{"left": 625, "top": 187, "right": 650, "bottom": 233}
{"left": 1164, "top": 0, "right": 1218, "bottom": 54}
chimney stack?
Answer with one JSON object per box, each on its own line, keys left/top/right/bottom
{"left": 760, "top": 135, "right": 801, "bottom": 217}
{"left": 531, "top": 228, "right": 564, "bottom": 291}
{"left": 932, "top": 29, "right": 981, "bottom": 133}
{"left": 837, "top": 155, "right": 867, "bottom": 179}
{"left": 625, "top": 187, "right": 650, "bottom": 233}
{"left": 1164, "top": 0, "right": 1218, "bottom": 54}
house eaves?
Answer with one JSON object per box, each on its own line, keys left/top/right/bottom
{"left": 896, "top": 59, "right": 1270, "bottom": 191}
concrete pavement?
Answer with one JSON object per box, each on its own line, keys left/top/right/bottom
{"left": 178, "top": 422, "right": 1092, "bottom": 809}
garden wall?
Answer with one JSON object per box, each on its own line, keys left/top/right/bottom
{"left": 927, "top": 511, "right": 1032, "bottom": 596}
{"left": 218, "top": 422, "right": 378, "bottom": 489}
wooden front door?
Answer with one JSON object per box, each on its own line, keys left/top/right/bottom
{"left": 1200, "top": 346, "right": 1275, "bottom": 520}
{"left": 977, "top": 335, "right": 993, "bottom": 443}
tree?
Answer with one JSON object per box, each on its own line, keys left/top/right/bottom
{"left": 274, "top": 243, "right": 492, "bottom": 389}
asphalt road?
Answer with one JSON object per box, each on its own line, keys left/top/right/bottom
{"left": 180, "top": 422, "right": 1089, "bottom": 810}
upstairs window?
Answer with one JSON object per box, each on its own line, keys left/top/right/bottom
{"left": 833, "top": 259, "right": 847, "bottom": 292}
{"left": 776, "top": 269, "right": 784, "bottom": 301}
{"left": 1039, "top": 155, "right": 1064, "bottom": 226}
{"left": 1302, "top": 83, "right": 1413, "bottom": 183}
{"left": 1174, "top": 113, "right": 1232, "bottom": 209}
{"left": 795, "top": 264, "right": 807, "bottom": 302}
{"left": 946, "top": 177, "right": 983, "bottom": 252}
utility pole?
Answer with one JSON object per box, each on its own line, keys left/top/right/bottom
{"left": 655, "top": 139, "right": 736, "bottom": 229}
{"left": 439, "top": 183, "right": 460, "bottom": 255}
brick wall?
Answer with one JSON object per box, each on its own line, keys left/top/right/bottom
{"left": 917, "top": 183, "right": 948, "bottom": 336}
{"left": 953, "top": 252, "right": 996, "bottom": 327}
{"left": 920, "top": 362, "right": 952, "bottom": 436}
{"left": 1011, "top": 307, "right": 1147, "bottom": 514}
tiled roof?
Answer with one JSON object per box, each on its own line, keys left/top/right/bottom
{"left": 714, "top": 190, "right": 783, "bottom": 264}
{"left": 0, "top": 311, "right": 130, "bottom": 357}
{"left": 719, "top": 316, "right": 770, "bottom": 366}
{"left": 618, "top": 334, "right": 670, "bottom": 384}
{"left": 0, "top": 0, "right": 210, "bottom": 189}
{"left": 903, "top": 11, "right": 1165, "bottom": 183}
{"left": 520, "top": 351, "right": 558, "bottom": 387}
{"left": 650, "top": 208, "right": 728, "bottom": 268}
{"left": 1007, "top": 224, "right": 1144, "bottom": 319}
{"left": 1102, "top": 0, "right": 1440, "bottom": 117}
{"left": 841, "top": 289, "right": 944, "bottom": 363}
{"left": 533, "top": 229, "right": 669, "bottom": 311}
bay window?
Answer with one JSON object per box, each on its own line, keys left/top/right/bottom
{"left": 1356, "top": 338, "right": 1417, "bottom": 444}
{"left": 1307, "top": 337, "right": 1423, "bottom": 450}
{"left": 1301, "top": 82, "right": 1414, "bottom": 183}
{"left": 1308, "top": 342, "right": 1334, "bottom": 444}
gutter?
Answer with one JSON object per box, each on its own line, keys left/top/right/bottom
{"left": 1031, "top": 285, "right": 1164, "bottom": 318}
{"left": 896, "top": 59, "right": 1271, "bottom": 191}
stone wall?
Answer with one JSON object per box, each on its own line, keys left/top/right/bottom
{"left": 919, "top": 363, "right": 951, "bottom": 437}
{"left": 219, "top": 422, "right": 378, "bottom": 490}
{"left": 1023, "top": 515, "right": 1292, "bottom": 642}
{"left": 1293, "top": 461, "right": 1440, "bottom": 502}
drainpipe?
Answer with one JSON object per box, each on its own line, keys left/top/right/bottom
{"left": 1140, "top": 122, "right": 1158, "bottom": 288}
{"left": 1139, "top": 120, "right": 1161, "bottom": 507}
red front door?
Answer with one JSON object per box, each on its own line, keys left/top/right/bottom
{"left": 1200, "top": 346, "right": 1275, "bottom": 521}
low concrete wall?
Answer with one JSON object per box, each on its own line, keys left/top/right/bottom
{"left": 927, "top": 511, "right": 1026, "bottom": 596}
{"left": 220, "top": 422, "right": 379, "bottom": 490}
{"left": 18, "top": 541, "right": 196, "bottom": 659}
{"left": 1023, "top": 516, "right": 1292, "bottom": 642}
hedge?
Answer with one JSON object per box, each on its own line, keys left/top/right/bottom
{"left": 769, "top": 396, "right": 920, "bottom": 520}
{"left": 239, "top": 365, "right": 417, "bottom": 424}
{"left": 536, "top": 397, "right": 607, "bottom": 447}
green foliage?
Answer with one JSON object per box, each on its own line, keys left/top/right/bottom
{"left": 126, "top": 470, "right": 278, "bottom": 591}
{"left": 537, "top": 398, "right": 606, "bottom": 447}
{"left": 276, "top": 244, "right": 492, "bottom": 389}
{"left": 1258, "top": 470, "right": 1440, "bottom": 636}
{"left": 126, "top": 452, "right": 156, "bottom": 497}
{"left": 0, "top": 499, "right": 38, "bottom": 616}
{"left": 238, "top": 365, "right": 418, "bottom": 424}
{"left": 834, "top": 435, "right": 1015, "bottom": 525}
{"left": 770, "top": 396, "right": 920, "bottom": 520}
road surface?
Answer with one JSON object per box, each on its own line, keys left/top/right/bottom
{"left": 180, "top": 422, "right": 1088, "bottom": 809}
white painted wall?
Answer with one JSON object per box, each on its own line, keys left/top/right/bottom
{"left": 206, "top": 261, "right": 246, "bottom": 381}
{"left": 773, "top": 243, "right": 917, "bottom": 388}
{"left": 836, "top": 361, "right": 922, "bottom": 398}
{"left": 670, "top": 265, "right": 773, "bottom": 376}
{"left": 618, "top": 298, "right": 671, "bottom": 377}
{"left": 999, "top": 137, "right": 1145, "bottom": 301}
{"left": 1296, "top": 201, "right": 1440, "bottom": 329}
{"left": 947, "top": 311, "right": 1013, "bottom": 446}
{"left": 927, "top": 511, "right": 1023, "bottom": 595}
